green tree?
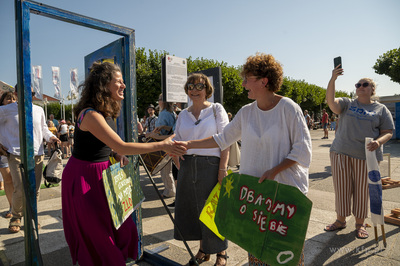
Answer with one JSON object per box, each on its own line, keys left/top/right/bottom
{"left": 47, "top": 102, "right": 61, "bottom": 120}
{"left": 133, "top": 47, "right": 350, "bottom": 119}
{"left": 136, "top": 48, "right": 169, "bottom": 118}
{"left": 373, "top": 48, "right": 400, "bottom": 84}
{"left": 187, "top": 57, "right": 249, "bottom": 115}
{"left": 46, "top": 102, "right": 75, "bottom": 122}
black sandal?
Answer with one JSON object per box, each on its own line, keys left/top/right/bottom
{"left": 189, "top": 249, "right": 210, "bottom": 265}
{"left": 214, "top": 251, "right": 228, "bottom": 266}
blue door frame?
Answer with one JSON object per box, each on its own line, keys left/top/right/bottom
{"left": 15, "top": 0, "right": 136, "bottom": 264}
{"left": 84, "top": 38, "right": 127, "bottom": 140}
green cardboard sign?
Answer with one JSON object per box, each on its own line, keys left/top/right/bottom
{"left": 215, "top": 173, "right": 312, "bottom": 266}
{"left": 102, "top": 158, "right": 145, "bottom": 229}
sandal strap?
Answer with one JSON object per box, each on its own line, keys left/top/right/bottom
{"left": 9, "top": 218, "right": 21, "bottom": 226}
{"left": 355, "top": 223, "right": 366, "bottom": 229}
{"left": 216, "top": 253, "right": 229, "bottom": 259}
{"left": 335, "top": 219, "right": 346, "bottom": 226}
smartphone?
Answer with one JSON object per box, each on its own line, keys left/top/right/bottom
{"left": 334, "top": 56, "right": 342, "bottom": 69}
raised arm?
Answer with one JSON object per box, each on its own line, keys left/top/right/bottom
{"left": 326, "top": 65, "right": 344, "bottom": 115}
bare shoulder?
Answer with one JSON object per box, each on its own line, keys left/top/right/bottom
{"left": 79, "top": 109, "right": 105, "bottom": 131}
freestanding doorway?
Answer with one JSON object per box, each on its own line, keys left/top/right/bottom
{"left": 15, "top": 0, "right": 138, "bottom": 264}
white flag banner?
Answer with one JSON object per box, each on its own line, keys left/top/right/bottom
{"left": 365, "top": 137, "right": 384, "bottom": 225}
{"left": 32, "top": 65, "right": 43, "bottom": 100}
{"left": 52, "top": 66, "right": 61, "bottom": 99}
{"left": 70, "top": 68, "right": 78, "bottom": 97}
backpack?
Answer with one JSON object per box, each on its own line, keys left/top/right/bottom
{"left": 43, "top": 145, "right": 63, "bottom": 187}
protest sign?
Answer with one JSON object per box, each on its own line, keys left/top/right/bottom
{"left": 102, "top": 158, "right": 145, "bottom": 229}
{"left": 199, "top": 182, "right": 225, "bottom": 241}
{"left": 215, "top": 173, "right": 312, "bottom": 266}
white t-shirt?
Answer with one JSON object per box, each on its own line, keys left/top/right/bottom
{"left": 0, "top": 102, "right": 55, "bottom": 156}
{"left": 213, "top": 98, "right": 311, "bottom": 194}
{"left": 59, "top": 124, "right": 68, "bottom": 135}
{"left": 174, "top": 102, "right": 229, "bottom": 157}
{"left": 330, "top": 98, "right": 395, "bottom": 161}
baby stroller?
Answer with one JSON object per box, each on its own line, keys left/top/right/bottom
{"left": 43, "top": 143, "right": 63, "bottom": 188}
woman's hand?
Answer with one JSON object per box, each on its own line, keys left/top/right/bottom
{"left": 162, "top": 134, "right": 187, "bottom": 156}
{"left": 259, "top": 169, "right": 277, "bottom": 183}
{"left": 50, "top": 136, "right": 61, "bottom": 145}
{"left": 114, "top": 153, "right": 129, "bottom": 167}
{"left": 331, "top": 65, "right": 344, "bottom": 80}
{"left": 258, "top": 159, "right": 296, "bottom": 183}
{"left": 367, "top": 140, "right": 380, "bottom": 151}
{"left": 218, "top": 169, "right": 228, "bottom": 185}
{"left": 368, "top": 130, "right": 393, "bottom": 151}
{"left": 153, "top": 126, "right": 162, "bottom": 134}
{"left": 327, "top": 65, "right": 344, "bottom": 114}
{"left": 172, "top": 156, "right": 181, "bottom": 170}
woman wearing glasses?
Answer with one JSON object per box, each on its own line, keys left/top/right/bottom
{"left": 324, "top": 65, "right": 394, "bottom": 239}
{"left": 173, "top": 73, "right": 229, "bottom": 266}
{"left": 175, "top": 53, "right": 311, "bottom": 265}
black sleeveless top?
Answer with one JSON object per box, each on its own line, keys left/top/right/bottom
{"left": 72, "top": 108, "right": 115, "bottom": 162}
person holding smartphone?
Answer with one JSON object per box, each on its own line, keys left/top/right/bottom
{"left": 324, "top": 64, "right": 394, "bottom": 239}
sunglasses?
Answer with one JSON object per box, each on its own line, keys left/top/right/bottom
{"left": 355, "top": 82, "right": 369, "bottom": 88}
{"left": 243, "top": 76, "right": 260, "bottom": 83}
{"left": 188, "top": 83, "right": 206, "bottom": 91}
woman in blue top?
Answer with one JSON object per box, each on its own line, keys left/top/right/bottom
{"left": 146, "top": 93, "right": 177, "bottom": 197}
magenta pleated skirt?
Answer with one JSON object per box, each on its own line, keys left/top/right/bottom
{"left": 61, "top": 156, "right": 138, "bottom": 266}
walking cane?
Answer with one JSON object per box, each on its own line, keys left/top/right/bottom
{"left": 365, "top": 137, "right": 387, "bottom": 248}
{"left": 139, "top": 155, "right": 199, "bottom": 266}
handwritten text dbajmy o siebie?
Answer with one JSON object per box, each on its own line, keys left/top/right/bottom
{"left": 239, "top": 186, "right": 297, "bottom": 235}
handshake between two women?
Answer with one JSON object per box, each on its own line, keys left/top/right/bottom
{"left": 161, "top": 134, "right": 189, "bottom": 157}
{"left": 164, "top": 135, "right": 217, "bottom": 158}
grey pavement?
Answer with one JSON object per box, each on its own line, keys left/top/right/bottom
{"left": 0, "top": 129, "right": 399, "bottom": 265}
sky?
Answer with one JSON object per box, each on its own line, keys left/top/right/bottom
{"left": 1, "top": 0, "right": 399, "bottom": 101}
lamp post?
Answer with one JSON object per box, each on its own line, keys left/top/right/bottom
{"left": 43, "top": 97, "right": 48, "bottom": 120}
{"left": 67, "top": 91, "right": 76, "bottom": 123}
{"left": 60, "top": 97, "right": 65, "bottom": 120}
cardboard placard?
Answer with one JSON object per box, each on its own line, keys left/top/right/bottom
{"left": 215, "top": 173, "right": 312, "bottom": 266}
{"left": 102, "top": 158, "right": 145, "bottom": 229}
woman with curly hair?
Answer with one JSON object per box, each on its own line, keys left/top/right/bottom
{"left": 61, "top": 61, "right": 186, "bottom": 266}
{"left": 175, "top": 53, "right": 311, "bottom": 265}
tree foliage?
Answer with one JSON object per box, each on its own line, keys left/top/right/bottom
{"left": 46, "top": 102, "right": 74, "bottom": 121}
{"left": 136, "top": 47, "right": 168, "bottom": 119}
{"left": 134, "top": 48, "right": 350, "bottom": 118}
{"left": 373, "top": 47, "right": 400, "bottom": 84}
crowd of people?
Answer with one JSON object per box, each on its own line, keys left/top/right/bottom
{"left": 0, "top": 52, "right": 395, "bottom": 265}
{"left": 46, "top": 115, "right": 75, "bottom": 158}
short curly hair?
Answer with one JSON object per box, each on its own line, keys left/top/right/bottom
{"left": 184, "top": 73, "right": 214, "bottom": 99}
{"left": 241, "top": 53, "right": 283, "bottom": 92}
